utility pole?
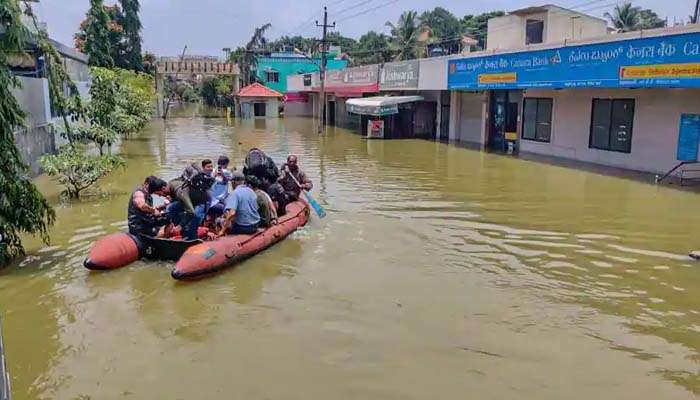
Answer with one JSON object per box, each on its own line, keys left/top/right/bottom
{"left": 316, "top": 7, "right": 335, "bottom": 134}
{"left": 694, "top": 0, "right": 700, "bottom": 24}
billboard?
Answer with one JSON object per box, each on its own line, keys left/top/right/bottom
{"left": 380, "top": 60, "right": 420, "bottom": 90}
{"left": 448, "top": 32, "right": 700, "bottom": 90}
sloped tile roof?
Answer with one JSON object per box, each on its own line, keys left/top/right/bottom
{"left": 237, "top": 82, "right": 283, "bottom": 98}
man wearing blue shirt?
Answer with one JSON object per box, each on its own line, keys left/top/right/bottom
{"left": 218, "top": 171, "right": 260, "bottom": 236}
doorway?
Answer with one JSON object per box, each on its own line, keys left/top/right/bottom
{"left": 327, "top": 100, "right": 336, "bottom": 125}
{"left": 488, "top": 90, "right": 521, "bottom": 151}
{"left": 253, "top": 102, "right": 266, "bottom": 117}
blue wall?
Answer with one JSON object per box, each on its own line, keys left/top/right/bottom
{"left": 256, "top": 55, "right": 347, "bottom": 93}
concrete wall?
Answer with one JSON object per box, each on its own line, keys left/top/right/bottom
{"left": 487, "top": 14, "right": 525, "bottom": 50}
{"left": 285, "top": 101, "right": 313, "bottom": 117}
{"left": 14, "top": 124, "right": 55, "bottom": 176}
{"left": 240, "top": 97, "right": 280, "bottom": 118}
{"left": 10, "top": 76, "right": 51, "bottom": 126}
{"left": 520, "top": 88, "right": 700, "bottom": 174}
{"left": 449, "top": 91, "right": 487, "bottom": 144}
{"left": 418, "top": 58, "right": 447, "bottom": 90}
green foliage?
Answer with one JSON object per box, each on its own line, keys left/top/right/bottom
{"left": 0, "top": 0, "right": 55, "bottom": 265}
{"left": 84, "top": 0, "right": 114, "bottom": 67}
{"left": 239, "top": 23, "right": 272, "bottom": 85}
{"left": 420, "top": 7, "right": 462, "bottom": 54}
{"left": 269, "top": 35, "right": 316, "bottom": 54}
{"left": 200, "top": 76, "right": 233, "bottom": 107}
{"left": 605, "top": 3, "right": 665, "bottom": 33}
{"left": 462, "top": 11, "right": 504, "bottom": 49}
{"left": 40, "top": 145, "right": 124, "bottom": 199}
{"left": 351, "top": 31, "right": 392, "bottom": 66}
{"left": 385, "top": 10, "right": 430, "bottom": 61}
{"left": 120, "top": 0, "right": 143, "bottom": 71}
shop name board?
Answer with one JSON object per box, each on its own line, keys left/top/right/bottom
{"left": 380, "top": 60, "right": 419, "bottom": 90}
{"left": 326, "top": 65, "right": 378, "bottom": 87}
{"left": 448, "top": 32, "right": 700, "bottom": 89}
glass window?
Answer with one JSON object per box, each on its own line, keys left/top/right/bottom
{"left": 589, "top": 99, "right": 634, "bottom": 153}
{"left": 526, "top": 20, "right": 544, "bottom": 45}
{"left": 266, "top": 71, "right": 279, "bottom": 83}
{"left": 522, "top": 98, "right": 552, "bottom": 142}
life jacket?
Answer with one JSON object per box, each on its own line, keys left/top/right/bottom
{"left": 127, "top": 187, "right": 156, "bottom": 236}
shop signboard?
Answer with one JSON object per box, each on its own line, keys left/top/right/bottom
{"left": 367, "top": 119, "right": 385, "bottom": 139}
{"left": 325, "top": 65, "right": 379, "bottom": 92}
{"left": 380, "top": 60, "right": 420, "bottom": 90}
{"left": 448, "top": 32, "right": 700, "bottom": 90}
{"left": 677, "top": 113, "right": 700, "bottom": 162}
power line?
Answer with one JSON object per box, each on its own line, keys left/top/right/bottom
{"left": 335, "top": 0, "right": 402, "bottom": 23}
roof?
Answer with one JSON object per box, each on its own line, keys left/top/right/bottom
{"left": 508, "top": 4, "right": 607, "bottom": 23}
{"left": 346, "top": 96, "right": 424, "bottom": 116}
{"left": 236, "top": 82, "right": 283, "bottom": 98}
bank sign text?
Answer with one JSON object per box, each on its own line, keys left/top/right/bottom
{"left": 448, "top": 32, "right": 700, "bottom": 89}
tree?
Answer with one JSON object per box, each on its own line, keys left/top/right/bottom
{"left": 238, "top": 23, "right": 272, "bottom": 86}
{"left": 0, "top": 0, "right": 55, "bottom": 264}
{"left": 350, "top": 31, "right": 392, "bottom": 66}
{"left": 326, "top": 32, "right": 357, "bottom": 55}
{"left": 605, "top": 3, "right": 640, "bottom": 32}
{"left": 420, "top": 7, "right": 462, "bottom": 55}
{"left": 40, "top": 146, "right": 124, "bottom": 199}
{"left": 142, "top": 51, "right": 156, "bottom": 75}
{"left": 462, "top": 11, "right": 504, "bottom": 50}
{"left": 120, "top": 0, "right": 143, "bottom": 71}
{"left": 83, "top": 0, "right": 114, "bottom": 67}
{"left": 638, "top": 8, "right": 666, "bottom": 30}
{"left": 385, "top": 10, "right": 430, "bottom": 61}
{"left": 269, "top": 35, "right": 316, "bottom": 54}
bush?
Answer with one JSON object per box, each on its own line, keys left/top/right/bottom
{"left": 40, "top": 145, "right": 125, "bottom": 199}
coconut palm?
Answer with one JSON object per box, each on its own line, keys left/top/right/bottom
{"left": 239, "top": 23, "right": 271, "bottom": 86}
{"left": 605, "top": 3, "right": 640, "bottom": 32}
{"left": 385, "top": 11, "right": 431, "bottom": 61}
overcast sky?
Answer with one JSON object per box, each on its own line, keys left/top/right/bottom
{"left": 33, "top": 0, "right": 697, "bottom": 57}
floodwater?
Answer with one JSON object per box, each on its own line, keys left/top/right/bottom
{"left": 1, "top": 104, "right": 698, "bottom": 399}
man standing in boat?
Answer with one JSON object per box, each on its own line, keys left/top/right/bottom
{"left": 128, "top": 176, "right": 171, "bottom": 237}
{"left": 277, "top": 155, "right": 313, "bottom": 211}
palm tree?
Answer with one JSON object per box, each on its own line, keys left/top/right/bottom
{"left": 240, "top": 23, "right": 271, "bottom": 86}
{"left": 385, "top": 11, "right": 431, "bottom": 61}
{"left": 605, "top": 3, "right": 640, "bottom": 33}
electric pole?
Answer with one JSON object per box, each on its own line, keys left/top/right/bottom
{"left": 316, "top": 7, "right": 335, "bottom": 134}
{"left": 694, "top": 0, "right": 700, "bottom": 24}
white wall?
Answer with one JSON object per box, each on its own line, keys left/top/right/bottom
{"left": 520, "top": 88, "right": 700, "bottom": 174}
{"left": 10, "top": 76, "right": 51, "bottom": 126}
{"left": 546, "top": 9, "right": 607, "bottom": 43}
{"left": 487, "top": 15, "right": 524, "bottom": 50}
{"left": 449, "top": 91, "right": 486, "bottom": 143}
{"left": 418, "top": 58, "right": 447, "bottom": 90}
{"left": 285, "top": 101, "right": 313, "bottom": 117}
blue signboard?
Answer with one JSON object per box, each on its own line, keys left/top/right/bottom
{"left": 678, "top": 114, "right": 700, "bottom": 162}
{"left": 448, "top": 32, "right": 700, "bottom": 90}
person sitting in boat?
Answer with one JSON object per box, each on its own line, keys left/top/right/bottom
{"left": 247, "top": 175, "right": 277, "bottom": 227}
{"left": 128, "top": 176, "right": 171, "bottom": 237}
{"left": 209, "top": 155, "right": 233, "bottom": 217}
{"left": 201, "top": 158, "right": 214, "bottom": 176}
{"left": 166, "top": 162, "right": 215, "bottom": 241}
{"left": 217, "top": 171, "right": 260, "bottom": 236}
{"left": 277, "top": 155, "right": 313, "bottom": 210}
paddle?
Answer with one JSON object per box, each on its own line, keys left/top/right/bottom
{"left": 285, "top": 169, "right": 326, "bottom": 218}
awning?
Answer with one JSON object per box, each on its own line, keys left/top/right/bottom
{"left": 346, "top": 96, "right": 424, "bottom": 116}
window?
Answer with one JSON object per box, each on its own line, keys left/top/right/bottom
{"left": 522, "top": 98, "right": 553, "bottom": 142}
{"left": 265, "top": 71, "right": 279, "bottom": 83}
{"left": 526, "top": 20, "right": 544, "bottom": 45}
{"left": 589, "top": 99, "right": 635, "bottom": 153}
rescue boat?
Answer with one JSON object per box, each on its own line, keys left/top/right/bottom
{"left": 83, "top": 232, "right": 201, "bottom": 270}
{"left": 172, "top": 201, "right": 309, "bottom": 280}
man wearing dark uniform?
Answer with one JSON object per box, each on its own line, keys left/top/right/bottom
{"left": 128, "top": 176, "right": 170, "bottom": 237}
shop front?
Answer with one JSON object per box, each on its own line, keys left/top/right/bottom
{"left": 448, "top": 26, "right": 700, "bottom": 174}
{"left": 323, "top": 65, "right": 380, "bottom": 130}
{"left": 346, "top": 96, "right": 434, "bottom": 139}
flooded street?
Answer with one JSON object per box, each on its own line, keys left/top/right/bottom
{"left": 1, "top": 106, "right": 699, "bottom": 399}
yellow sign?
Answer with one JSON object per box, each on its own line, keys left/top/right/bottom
{"left": 478, "top": 72, "right": 517, "bottom": 84}
{"left": 505, "top": 131, "right": 518, "bottom": 141}
{"left": 620, "top": 63, "right": 700, "bottom": 79}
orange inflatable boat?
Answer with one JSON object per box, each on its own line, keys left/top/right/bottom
{"left": 172, "top": 201, "right": 310, "bottom": 280}
{"left": 84, "top": 232, "right": 201, "bottom": 270}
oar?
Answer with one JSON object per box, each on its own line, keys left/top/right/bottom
{"left": 286, "top": 170, "right": 326, "bottom": 218}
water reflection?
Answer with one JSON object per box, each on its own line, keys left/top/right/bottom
{"left": 1, "top": 104, "right": 698, "bottom": 398}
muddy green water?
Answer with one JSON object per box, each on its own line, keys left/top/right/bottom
{"left": 1, "top": 106, "right": 698, "bottom": 399}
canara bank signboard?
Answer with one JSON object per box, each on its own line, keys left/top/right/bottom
{"left": 448, "top": 32, "right": 700, "bottom": 89}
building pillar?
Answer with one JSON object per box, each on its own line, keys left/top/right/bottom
{"left": 435, "top": 91, "right": 442, "bottom": 140}
{"left": 448, "top": 90, "right": 461, "bottom": 141}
